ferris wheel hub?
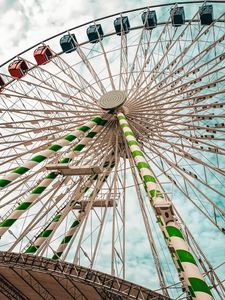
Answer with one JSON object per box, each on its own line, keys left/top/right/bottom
{"left": 99, "top": 90, "right": 127, "bottom": 110}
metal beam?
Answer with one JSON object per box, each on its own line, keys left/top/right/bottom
{"left": 73, "top": 198, "right": 115, "bottom": 209}
{"left": 46, "top": 164, "right": 104, "bottom": 175}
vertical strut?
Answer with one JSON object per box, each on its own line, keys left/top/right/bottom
{"left": 0, "top": 115, "right": 111, "bottom": 238}
{"left": 24, "top": 170, "right": 101, "bottom": 254}
{"left": 0, "top": 114, "right": 108, "bottom": 189}
{"left": 51, "top": 156, "right": 115, "bottom": 260}
{"left": 117, "top": 112, "right": 213, "bottom": 300}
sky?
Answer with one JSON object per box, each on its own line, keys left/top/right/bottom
{"left": 0, "top": 0, "right": 224, "bottom": 299}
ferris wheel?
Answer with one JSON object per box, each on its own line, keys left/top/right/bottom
{"left": 0, "top": 1, "right": 224, "bottom": 299}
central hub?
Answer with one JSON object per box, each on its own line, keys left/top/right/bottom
{"left": 99, "top": 90, "right": 127, "bottom": 110}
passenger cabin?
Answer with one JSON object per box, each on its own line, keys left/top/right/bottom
{"left": 142, "top": 11, "right": 157, "bottom": 30}
{"left": 60, "top": 34, "right": 77, "bottom": 53}
{"left": 114, "top": 16, "right": 130, "bottom": 35}
{"left": 8, "top": 59, "right": 29, "bottom": 79}
{"left": 0, "top": 75, "right": 5, "bottom": 91}
{"left": 87, "top": 24, "right": 104, "bottom": 43}
{"left": 170, "top": 7, "right": 185, "bottom": 27}
{"left": 34, "top": 45, "right": 53, "bottom": 65}
{"left": 199, "top": 5, "right": 213, "bottom": 25}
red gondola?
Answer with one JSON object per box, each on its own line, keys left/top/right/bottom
{"left": 8, "top": 59, "right": 29, "bottom": 79}
{"left": 34, "top": 45, "right": 53, "bottom": 65}
{"left": 0, "top": 75, "right": 5, "bottom": 92}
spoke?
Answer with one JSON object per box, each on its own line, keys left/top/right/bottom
{"left": 51, "top": 52, "right": 102, "bottom": 99}
{"left": 125, "top": 141, "right": 170, "bottom": 298}
{"left": 0, "top": 114, "right": 109, "bottom": 189}
{"left": 55, "top": 154, "right": 115, "bottom": 262}
{"left": 0, "top": 118, "right": 112, "bottom": 239}
{"left": 118, "top": 112, "right": 213, "bottom": 299}
{"left": 141, "top": 140, "right": 225, "bottom": 233}
{"left": 118, "top": 29, "right": 128, "bottom": 91}
{"left": 126, "top": 12, "right": 173, "bottom": 100}
{"left": 128, "top": 11, "right": 225, "bottom": 105}
{"left": 76, "top": 44, "right": 107, "bottom": 94}
{"left": 95, "top": 22, "right": 116, "bottom": 91}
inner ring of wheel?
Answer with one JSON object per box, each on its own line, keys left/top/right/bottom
{"left": 99, "top": 90, "right": 127, "bottom": 110}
